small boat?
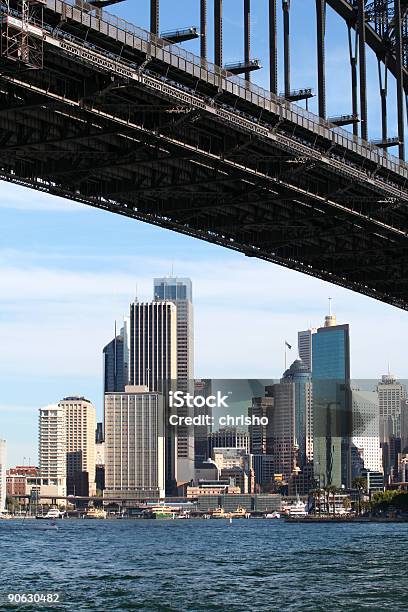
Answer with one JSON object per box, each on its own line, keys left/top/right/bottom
{"left": 265, "top": 511, "right": 281, "bottom": 519}
{"left": 36, "top": 508, "right": 63, "bottom": 520}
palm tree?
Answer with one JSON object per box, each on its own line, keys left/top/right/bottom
{"left": 323, "top": 486, "right": 331, "bottom": 515}
{"left": 309, "top": 489, "right": 322, "bottom": 515}
{"left": 343, "top": 497, "right": 351, "bottom": 514}
{"left": 326, "top": 485, "right": 338, "bottom": 516}
{"left": 352, "top": 477, "right": 367, "bottom": 516}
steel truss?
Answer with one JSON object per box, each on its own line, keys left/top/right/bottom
{"left": 0, "top": 0, "right": 408, "bottom": 310}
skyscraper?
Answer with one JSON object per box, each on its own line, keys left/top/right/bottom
{"left": 129, "top": 300, "right": 177, "bottom": 488}
{"left": 351, "top": 389, "right": 383, "bottom": 478}
{"left": 38, "top": 405, "right": 66, "bottom": 497}
{"left": 104, "top": 386, "right": 165, "bottom": 501}
{"left": 154, "top": 277, "right": 195, "bottom": 483}
{"left": 103, "top": 330, "right": 125, "bottom": 393}
{"left": 264, "top": 359, "right": 312, "bottom": 484}
{"left": 59, "top": 396, "right": 96, "bottom": 496}
{"left": 312, "top": 309, "right": 351, "bottom": 489}
{"left": 248, "top": 396, "right": 274, "bottom": 455}
{"left": 153, "top": 277, "right": 194, "bottom": 387}
{"left": 401, "top": 398, "right": 408, "bottom": 453}
{"left": 194, "top": 379, "right": 213, "bottom": 465}
{"left": 129, "top": 301, "right": 177, "bottom": 391}
{"left": 298, "top": 328, "right": 316, "bottom": 372}
{"left": 281, "top": 358, "right": 313, "bottom": 467}
{"left": 377, "top": 373, "right": 406, "bottom": 438}
{"left": 0, "top": 439, "right": 6, "bottom": 512}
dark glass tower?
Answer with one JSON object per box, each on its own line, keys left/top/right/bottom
{"left": 103, "top": 333, "right": 125, "bottom": 394}
{"left": 312, "top": 311, "right": 351, "bottom": 488}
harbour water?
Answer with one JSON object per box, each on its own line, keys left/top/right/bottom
{"left": 1, "top": 519, "right": 407, "bottom": 611}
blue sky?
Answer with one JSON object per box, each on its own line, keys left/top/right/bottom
{"left": 1, "top": 1, "right": 407, "bottom": 466}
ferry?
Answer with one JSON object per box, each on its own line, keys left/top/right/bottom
{"left": 286, "top": 500, "right": 308, "bottom": 517}
{"left": 211, "top": 506, "right": 250, "bottom": 519}
{"left": 149, "top": 505, "right": 176, "bottom": 519}
{"left": 85, "top": 508, "right": 107, "bottom": 520}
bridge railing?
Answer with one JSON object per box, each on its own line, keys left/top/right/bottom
{"left": 46, "top": 0, "right": 406, "bottom": 174}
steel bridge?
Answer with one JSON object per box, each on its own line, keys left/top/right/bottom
{"left": 1, "top": 1, "right": 408, "bottom": 308}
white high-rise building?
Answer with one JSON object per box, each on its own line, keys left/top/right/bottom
{"left": 297, "top": 328, "right": 316, "bottom": 372}
{"left": 153, "top": 277, "right": 195, "bottom": 483}
{"left": 59, "top": 396, "right": 96, "bottom": 496}
{"left": 351, "top": 390, "right": 383, "bottom": 475}
{"left": 0, "top": 439, "right": 6, "bottom": 512}
{"left": 38, "top": 405, "right": 66, "bottom": 497}
{"left": 377, "top": 373, "right": 406, "bottom": 438}
{"left": 104, "top": 386, "right": 165, "bottom": 501}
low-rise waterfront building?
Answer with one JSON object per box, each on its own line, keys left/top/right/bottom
{"left": 195, "top": 493, "right": 281, "bottom": 513}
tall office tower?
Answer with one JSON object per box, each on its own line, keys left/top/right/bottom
{"left": 312, "top": 309, "right": 351, "bottom": 489}
{"left": 95, "top": 422, "right": 104, "bottom": 444}
{"left": 0, "top": 439, "right": 6, "bottom": 512}
{"left": 376, "top": 373, "right": 405, "bottom": 483}
{"left": 104, "top": 386, "right": 165, "bottom": 501}
{"left": 249, "top": 454, "right": 275, "bottom": 489}
{"left": 129, "top": 301, "right": 177, "bottom": 390}
{"left": 38, "top": 405, "right": 66, "bottom": 497}
{"left": 103, "top": 329, "right": 125, "bottom": 393}
{"left": 281, "top": 358, "right": 313, "bottom": 467}
{"left": 59, "top": 396, "right": 96, "bottom": 496}
{"left": 153, "top": 277, "right": 194, "bottom": 385}
{"left": 129, "top": 300, "right": 177, "bottom": 488}
{"left": 154, "top": 277, "right": 194, "bottom": 483}
{"left": 351, "top": 389, "right": 383, "bottom": 479}
{"left": 297, "top": 328, "right": 316, "bottom": 372}
{"left": 265, "top": 378, "right": 297, "bottom": 482}
{"left": 194, "top": 379, "right": 213, "bottom": 465}
{"left": 401, "top": 398, "right": 408, "bottom": 453}
{"left": 122, "top": 316, "right": 130, "bottom": 386}
{"left": 208, "top": 428, "right": 250, "bottom": 457}
{"left": 248, "top": 396, "right": 274, "bottom": 455}
{"left": 377, "top": 373, "right": 406, "bottom": 438}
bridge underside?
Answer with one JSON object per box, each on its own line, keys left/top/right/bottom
{"left": 1, "top": 1, "right": 408, "bottom": 310}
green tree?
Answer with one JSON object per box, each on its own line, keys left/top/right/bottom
{"left": 343, "top": 497, "right": 351, "bottom": 513}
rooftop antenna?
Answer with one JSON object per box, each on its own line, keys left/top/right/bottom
{"left": 328, "top": 296, "right": 332, "bottom": 315}
{"left": 135, "top": 283, "right": 138, "bottom": 302}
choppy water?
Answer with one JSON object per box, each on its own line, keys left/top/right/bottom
{"left": 0, "top": 519, "right": 407, "bottom": 611}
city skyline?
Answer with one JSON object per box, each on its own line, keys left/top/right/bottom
{"left": 2, "top": 262, "right": 403, "bottom": 465}
{"left": 2, "top": 286, "right": 407, "bottom": 508}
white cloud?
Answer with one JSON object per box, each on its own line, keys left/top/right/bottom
{"left": 0, "top": 252, "right": 407, "bottom": 381}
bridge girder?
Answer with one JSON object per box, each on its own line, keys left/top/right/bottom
{"left": 0, "top": 1, "right": 408, "bottom": 309}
